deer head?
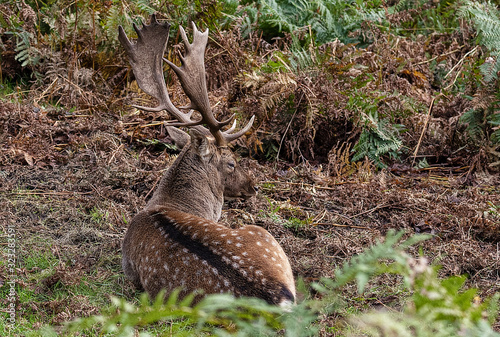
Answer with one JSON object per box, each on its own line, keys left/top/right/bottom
{"left": 119, "top": 15, "right": 295, "bottom": 306}
{"left": 118, "top": 14, "right": 257, "bottom": 220}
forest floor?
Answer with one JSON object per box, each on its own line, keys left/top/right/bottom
{"left": 0, "top": 98, "right": 499, "bottom": 335}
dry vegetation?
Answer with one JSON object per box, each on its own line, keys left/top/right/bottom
{"left": 0, "top": 98, "right": 498, "bottom": 332}
{"left": 0, "top": 1, "right": 499, "bottom": 335}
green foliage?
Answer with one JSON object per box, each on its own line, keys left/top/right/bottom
{"left": 459, "top": 97, "right": 500, "bottom": 147}
{"left": 138, "top": 138, "right": 178, "bottom": 152}
{"left": 289, "top": 47, "right": 316, "bottom": 72}
{"left": 351, "top": 112, "right": 403, "bottom": 169}
{"left": 261, "top": 52, "right": 290, "bottom": 73}
{"left": 457, "top": 1, "right": 500, "bottom": 147}
{"left": 1, "top": 9, "right": 41, "bottom": 80}
{"left": 348, "top": 93, "right": 403, "bottom": 168}
{"left": 283, "top": 216, "right": 310, "bottom": 230}
{"left": 490, "top": 111, "right": 500, "bottom": 143}
{"left": 486, "top": 201, "right": 500, "bottom": 217}
{"left": 222, "top": 0, "right": 464, "bottom": 49}
{"left": 460, "top": 108, "right": 487, "bottom": 143}
{"left": 2, "top": 0, "right": 225, "bottom": 76}
{"left": 317, "top": 232, "right": 500, "bottom": 337}
{"left": 12, "top": 29, "right": 40, "bottom": 68}
{"left": 89, "top": 206, "right": 109, "bottom": 224}
{"left": 459, "top": 1, "right": 500, "bottom": 83}
{"left": 39, "top": 288, "right": 317, "bottom": 336}
{"left": 354, "top": 268, "right": 500, "bottom": 337}
{"left": 393, "top": 0, "right": 462, "bottom": 36}
{"left": 32, "top": 231, "right": 499, "bottom": 336}
{"left": 415, "top": 157, "right": 430, "bottom": 169}
{"left": 221, "top": 0, "right": 387, "bottom": 47}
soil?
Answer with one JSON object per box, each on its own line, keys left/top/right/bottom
{"left": 0, "top": 99, "right": 498, "bottom": 332}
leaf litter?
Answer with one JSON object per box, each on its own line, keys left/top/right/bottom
{"left": 0, "top": 20, "right": 499, "bottom": 333}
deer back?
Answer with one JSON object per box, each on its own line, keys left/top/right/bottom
{"left": 123, "top": 206, "right": 295, "bottom": 305}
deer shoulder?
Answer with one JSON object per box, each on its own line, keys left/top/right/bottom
{"left": 119, "top": 14, "right": 295, "bottom": 306}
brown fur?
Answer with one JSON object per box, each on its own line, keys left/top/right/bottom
{"left": 145, "top": 130, "right": 256, "bottom": 220}
{"left": 122, "top": 131, "right": 296, "bottom": 304}
{"left": 123, "top": 206, "right": 295, "bottom": 304}
{"left": 119, "top": 15, "right": 295, "bottom": 305}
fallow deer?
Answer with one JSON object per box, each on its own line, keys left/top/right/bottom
{"left": 118, "top": 15, "right": 295, "bottom": 306}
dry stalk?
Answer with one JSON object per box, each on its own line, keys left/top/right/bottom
{"left": 412, "top": 93, "right": 441, "bottom": 166}
{"left": 313, "top": 223, "right": 372, "bottom": 230}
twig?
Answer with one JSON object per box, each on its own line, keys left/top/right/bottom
{"left": 442, "top": 46, "right": 479, "bottom": 91}
{"left": 412, "top": 94, "right": 441, "bottom": 166}
{"left": 108, "top": 144, "right": 124, "bottom": 165}
{"left": 261, "top": 180, "right": 353, "bottom": 191}
{"left": 34, "top": 78, "right": 58, "bottom": 106}
{"left": 374, "top": 299, "right": 399, "bottom": 312}
{"left": 63, "top": 115, "right": 92, "bottom": 118}
{"left": 140, "top": 122, "right": 165, "bottom": 128}
{"left": 444, "top": 46, "right": 478, "bottom": 79}
{"left": 412, "top": 154, "right": 437, "bottom": 157}
{"left": 414, "top": 46, "right": 464, "bottom": 66}
{"left": 352, "top": 203, "right": 395, "bottom": 218}
{"left": 145, "top": 175, "right": 162, "bottom": 200}
{"left": 6, "top": 191, "right": 92, "bottom": 196}
{"left": 59, "top": 76, "right": 87, "bottom": 98}
{"left": 418, "top": 165, "right": 469, "bottom": 171}
{"left": 313, "top": 223, "right": 372, "bottom": 230}
{"left": 273, "top": 54, "right": 294, "bottom": 74}
{"left": 312, "top": 209, "right": 327, "bottom": 223}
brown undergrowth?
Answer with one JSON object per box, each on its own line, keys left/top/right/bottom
{"left": 0, "top": 99, "right": 498, "bottom": 332}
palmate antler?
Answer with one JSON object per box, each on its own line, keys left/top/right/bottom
{"left": 118, "top": 14, "right": 254, "bottom": 146}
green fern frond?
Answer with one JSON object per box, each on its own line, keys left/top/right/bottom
{"left": 315, "top": 0, "right": 334, "bottom": 31}
{"left": 13, "top": 29, "right": 40, "bottom": 68}
{"left": 352, "top": 112, "right": 403, "bottom": 168}
{"left": 479, "top": 57, "right": 500, "bottom": 82}
{"left": 460, "top": 108, "right": 486, "bottom": 142}
{"left": 488, "top": 111, "right": 500, "bottom": 143}
{"left": 260, "top": 0, "right": 298, "bottom": 33}
{"left": 460, "top": 1, "right": 500, "bottom": 82}
{"left": 289, "top": 48, "right": 315, "bottom": 71}
{"left": 460, "top": 1, "right": 500, "bottom": 50}
{"left": 135, "top": 0, "right": 157, "bottom": 14}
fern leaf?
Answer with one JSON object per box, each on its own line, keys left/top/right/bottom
{"left": 460, "top": 109, "right": 485, "bottom": 142}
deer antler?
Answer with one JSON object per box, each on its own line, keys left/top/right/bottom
{"left": 118, "top": 14, "right": 254, "bottom": 146}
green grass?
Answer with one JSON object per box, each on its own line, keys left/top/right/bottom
{"left": 0, "top": 214, "right": 182, "bottom": 336}
{"left": 1, "top": 196, "right": 499, "bottom": 336}
{"left": 0, "top": 240, "right": 57, "bottom": 334}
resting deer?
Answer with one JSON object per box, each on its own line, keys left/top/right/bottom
{"left": 118, "top": 15, "right": 295, "bottom": 306}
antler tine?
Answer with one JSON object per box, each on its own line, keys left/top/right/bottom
{"left": 120, "top": 14, "right": 255, "bottom": 146}
{"left": 224, "top": 119, "right": 238, "bottom": 134}
{"left": 118, "top": 15, "right": 209, "bottom": 135}
{"left": 222, "top": 115, "right": 255, "bottom": 142}
{"left": 164, "top": 22, "right": 255, "bottom": 146}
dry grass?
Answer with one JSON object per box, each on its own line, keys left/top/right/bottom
{"left": 0, "top": 98, "right": 498, "bottom": 332}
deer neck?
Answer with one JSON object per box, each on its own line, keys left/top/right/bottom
{"left": 145, "top": 147, "right": 224, "bottom": 221}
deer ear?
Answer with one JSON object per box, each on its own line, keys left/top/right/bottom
{"left": 167, "top": 126, "right": 190, "bottom": 149}
{"left": 190, "top": 129, "right": 212, "bottom": 160}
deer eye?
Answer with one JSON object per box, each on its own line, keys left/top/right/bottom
{"left": 228, "top": 161, "right": 235, "bottom": 169}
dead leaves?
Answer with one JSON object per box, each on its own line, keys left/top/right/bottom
{"left": 10, "top": 148, "right": 34, "bottom": 166}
